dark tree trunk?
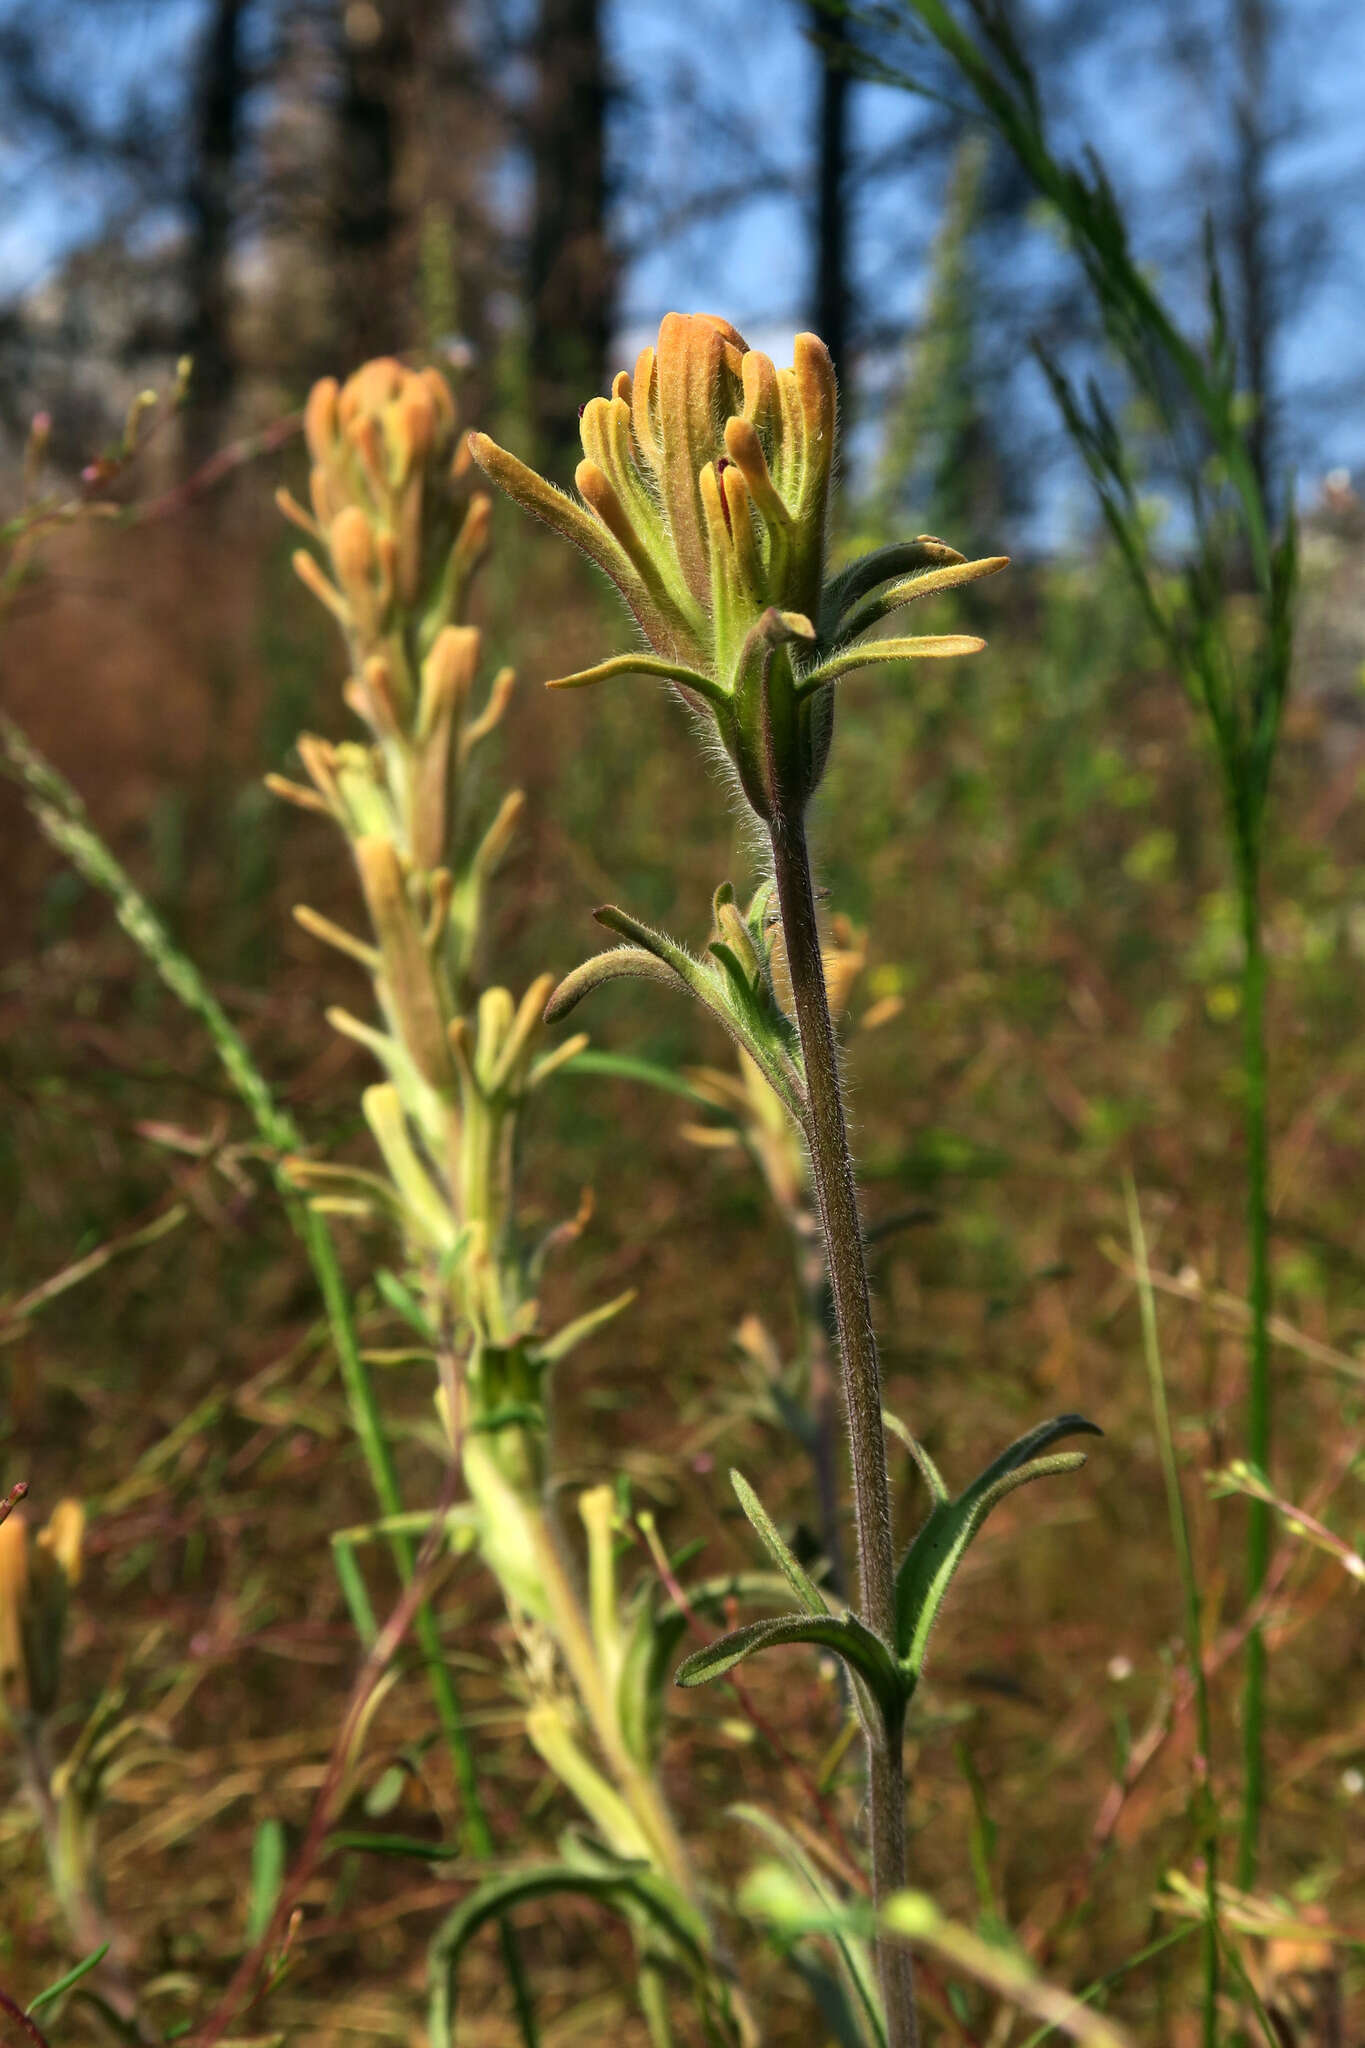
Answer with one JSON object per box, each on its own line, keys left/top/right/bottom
{"left": 1231, "top": 0, "right": 1274, "bottom": 500}
{"left": 810, "top": 0, "right": 852, "bottom": 394}
{"left": 334, "top": 2, "right": 431, "bottom": 363}
{"left": 183, "top": 0, "right": 246, "bottom": 468}
{"left": 527, "top": 0, "right": 613, "bottom": 475}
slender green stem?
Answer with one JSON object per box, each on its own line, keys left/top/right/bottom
{"left": 1016, "top": 1925, "right": 1198, "bottom": 2048}
{"left": 0, "top": 717, "right": 537, "bottom": 2045}
{"left": 767, "top": 805, "right": 916, "bottom": 2048}
{"left": 1235, "top": 838, "right": 1271, "bottom": 1888}
{"left": 1125, "top": 1176, "right": 1221, "bottom": 2046}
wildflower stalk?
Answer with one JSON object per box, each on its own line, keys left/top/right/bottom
{"left": 766, "top": 807, "right": 916, "bottom": 2042}
{"left": 282, "top": 359, "right": 745, "bottom": 2042}
{"left": 473, "top": 311, "right": 1070, "bottom": 2048}
{"left": 1234, "top": 837, "right": 1271, "bottom": 1885}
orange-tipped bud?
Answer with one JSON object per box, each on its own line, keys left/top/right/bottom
{"left": 303, "top": 377, "right": 340, "bottom": 465}
{"left": 0, "top": 1499, "right": 84, "bottom": 1722}
{"left": 329, "top": 506, "right": 376, "bottom": 597}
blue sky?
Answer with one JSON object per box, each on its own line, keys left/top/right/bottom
{"left": 3, "top": 0, "right": 1364, "bottom": 489}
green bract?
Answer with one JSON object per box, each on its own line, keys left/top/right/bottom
{"left": 472, "top": 312, "right": 1005, "bottom": 820}
{"left": 675, "top": 1416, "right": 1100, "bottom": 1742}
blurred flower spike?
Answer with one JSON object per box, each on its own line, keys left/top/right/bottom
{"left": 0, "top": 1498, "right": 85, "bottom": 1724}
{"left": 280, "top": 356, "right": 493, "bottom": 724}
{"left": 472, "top": 312, "right": 1007, "bottom": 820}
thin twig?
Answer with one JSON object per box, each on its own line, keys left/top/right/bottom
{"left": 0, "top": 1988, "right": 52, "bottom": 2048}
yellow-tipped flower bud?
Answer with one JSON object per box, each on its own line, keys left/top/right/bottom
{"left": 0, "top": 1499, "right": 84, "bottom": 1723}
{"left": 472, "top": 312, "right": 1005, "bottom": 820}
{"left": 289, "top": 356, "right": 474, "bottom": 698}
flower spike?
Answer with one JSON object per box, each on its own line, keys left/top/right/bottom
{"left": 473, "top": 314, "right": 1004, "bottom": 822}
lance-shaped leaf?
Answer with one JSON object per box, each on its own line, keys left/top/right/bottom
{"left": 834, "top": 554, "right": 1009, "bottom": 644}
{"left": 544, "top": 944, "right": 688, "bottom": 1023}
{"left": 730, "top": 1469, "right": 829, "bottom": 1617}
{"left": 616, "top": 1569, "right": 797, "bottom": 1769}
{"left": 675, "top": 1609, "right": 909, "bottom": 1740}
{"left": 893, "top": 1413, "right": 1102, "bottom": 1675}
{"left": 816, "top": 537, "right": 969, "bottom": 641}
{"left": 427, "top": 1854, "right": 709, "bottom": 2048}
{"left": 529, "top": 1288, "right": 636, "bottom": 1368}
{"left": 545, "top": 902, "right": 806, "bottom": 1118}
{"left": 544, "top": 649, "right": 728, "bottom": 707}
{"left": 796, "top": 634, "right": 987, "bottom": 698}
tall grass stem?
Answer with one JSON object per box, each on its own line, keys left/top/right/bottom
{"left": 1124, "top": 1176, "right": 1221, "bottom": 2045}
{"left": 1235, "top": 847, "right": 1271, "bottom": 1886}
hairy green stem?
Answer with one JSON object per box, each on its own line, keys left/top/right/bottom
{"left": 796, "top": 1218, "right": 849, "bottom": 1597}
{"left": 1126, "top": 1177, "right": 1221, "bottom": 2045}
{"left": 0, "top": 717, "right": 537, "bottom": 2044}
{"left": 767, "top": 805, "right": 916, "bottom": 2048}
{"left": 1235, "top": 841, "right": 1271, "bottom": 1888}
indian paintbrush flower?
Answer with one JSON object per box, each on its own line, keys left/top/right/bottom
{"left": 471, "top": 312, "right": 1006, "bottom": 821}
{"left": 274, "top": 356, "right": 508, "bottom": 898}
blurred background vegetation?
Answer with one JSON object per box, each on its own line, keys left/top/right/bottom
{"left": 2, "top": 0, "right": 1364, "bottom": 2041}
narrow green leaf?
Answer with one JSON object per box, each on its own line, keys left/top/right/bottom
{"left": 331, "top": 1532, "right": 378, "bottom": 1643}
{"left": 798, "top": 634, "right": 987, "bottom": 696}
{"left": 730, "top": 1469, "right": 829, "bottom": 1616}
{"left": 246, "top": 1818, "right": 287, "bottom": 1944}
{"left": 895, "top": 1415, "right": 1101, "bottom": 1672}
{"left": 964, "top": 1414, "right": 1103, "bottom": 1505}
{"left": 375, "top": 1267, "right": 436, "bottom": 1342}
{"left": 428, "top": 1862, "right": 706, "bottom": 2047}
{"left": 544, "top": 946, "right": 681, "bottom": 1024}
{"left": 817, "top": 538, "right": 968, "bottom": 639}
{"left": 531, "top": 1289, "right": 636, "bottom": 1367}
{"left": 834, "top": 555, "right": 1009, "bottom": 644}
{"left": 675, "top": 1611, "right": 906, "bottom": 1733}
{"left": 544, "top": 650, "right": 727, "bottom": 705}
{"left": 561, "top": 1048, "right": 727, "bottom": 1114}
{"left": 26, "top": 1943, "right": 111, "bottom": 2020}
{"left": 882, "top": 1411, "right": 948, "bottom": 1505}
{"left": 331, "top": 1830, "right": 463, "bottom": 1861}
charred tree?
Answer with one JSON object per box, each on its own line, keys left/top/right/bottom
{"left": 527, "top": 0, "right": 613, "bottom": 474}
{"left": 333, "top": 0, "right": 435, "bottom": 362}
{"left": 809, "top": 0, "right": 852, "bottom": 392}
{"left": 182, "top": 0, "right": 246, "bottom": 468}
